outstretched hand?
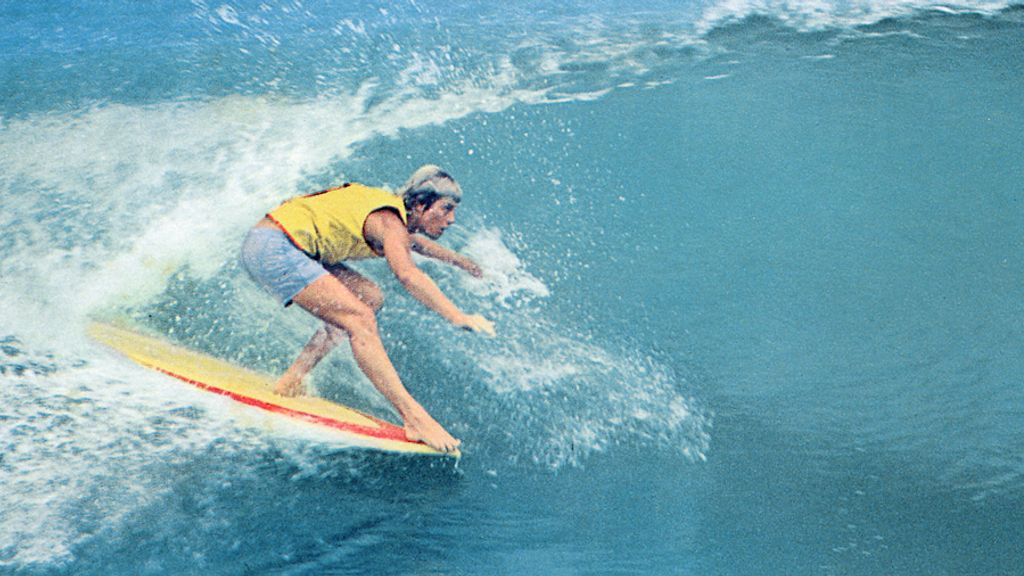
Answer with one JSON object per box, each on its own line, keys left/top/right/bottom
{"left": 458, "top": 256, "right": 484, "bottom": 278}
{"left": 456, "top": 313, "right": 496, "bottom": 337}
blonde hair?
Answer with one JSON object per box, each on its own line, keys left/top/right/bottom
{"left": 399, "top": 165, "right": 462, "bottom": 209}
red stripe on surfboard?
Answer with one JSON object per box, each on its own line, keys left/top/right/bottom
{"left": 150, "top": 366, "right": 414, "bottom": 444}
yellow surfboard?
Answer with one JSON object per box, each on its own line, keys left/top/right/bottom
{"left": 88, "top": 322, "right": 456, "bottom": 456}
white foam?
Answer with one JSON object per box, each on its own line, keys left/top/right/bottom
{"left": 477, "top": 329, "right": 711, "bottom": 469}
{"left": 216, "top": 4, "right": 242, "bottom": 26}
{"left": 458, "top": 227, "right": 550, "bottom": 306}
{"left": 424, "top": 228, "right": 710, "bottom": 469}
{"left": 0, "top": 354, "right": 240, "bottom": 567}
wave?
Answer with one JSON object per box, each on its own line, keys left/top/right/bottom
{"left": 2, "top": 3, "right": 1020, "bottom": 569}
{"left": 1, "top": 36, "right": 711, "bottom": 570}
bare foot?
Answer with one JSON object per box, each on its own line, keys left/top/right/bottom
{"left": 404, "top": 411, "right": 461, "bottom": 453}
{"left": 273, "top": 376, "right": 305, "bottom": 397}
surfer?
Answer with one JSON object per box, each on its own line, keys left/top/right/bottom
{"left": 240, "top": 165, "right": 493, "bottom": 453}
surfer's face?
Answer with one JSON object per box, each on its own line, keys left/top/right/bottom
{"left": 412, "top": 197, "right": 458, "bottom": 239}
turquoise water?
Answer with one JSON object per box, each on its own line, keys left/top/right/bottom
{"left": 2, "top": 1, "right": 1022, "bottom": 574}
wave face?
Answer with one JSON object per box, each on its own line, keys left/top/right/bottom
{"left": 2, "top": 1, "right": 1023, "bottom": 574}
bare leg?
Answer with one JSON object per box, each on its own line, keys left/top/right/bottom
{"left": 275, "top": 265, "right": 384, "bottom": 396}
{"left": 274, "top": 326, "right": 345, "bottom": 396}
{"left": 289, "top": 274, "right": 460, "bottom": 453}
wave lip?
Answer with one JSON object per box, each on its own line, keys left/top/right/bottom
{"left": 695, "top": 0, "right": 1019, "bottom": 33}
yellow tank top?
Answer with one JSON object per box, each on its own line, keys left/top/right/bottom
{"left": 267, "top": 183, "right": 408, "bottom": 265}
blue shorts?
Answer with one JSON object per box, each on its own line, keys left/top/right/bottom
{"left": 240, "top": 227, "right": 329, "bottom": 307}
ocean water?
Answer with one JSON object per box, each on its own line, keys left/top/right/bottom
{"left": 2, "top": 1, "right": 1023, "bottom": 574}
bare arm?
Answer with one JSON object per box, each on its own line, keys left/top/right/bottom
{"left": 366, "top": 211, "right": 494, "bottom": 335}
{"left": 411, "top": 234, "right": 483, "bottom": 278}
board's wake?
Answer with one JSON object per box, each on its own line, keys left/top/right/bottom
{"left": 88, "top": 322, "right": 457, "bottom": 456}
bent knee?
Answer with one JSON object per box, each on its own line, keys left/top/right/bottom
{"left": 324, "top": 325, "right": 347, "bottom": 345}
{"left": 330, "top": 303, "right": 378, "bottom": 338}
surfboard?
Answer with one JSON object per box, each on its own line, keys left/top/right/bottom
{"left": 88, "top": 322, "right": 457, "bottom": 456}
